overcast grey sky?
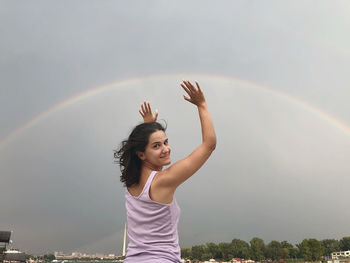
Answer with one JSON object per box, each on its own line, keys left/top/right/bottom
{"left": 1, "top": 0, "right": 350, "bottom": 255}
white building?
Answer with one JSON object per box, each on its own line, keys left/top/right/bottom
{"left": 331, "top": 250, "right": 350, "bottom": 259}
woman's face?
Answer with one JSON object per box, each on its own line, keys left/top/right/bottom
{"left": 140, "top": 130, "right": 171, "bottom": 170}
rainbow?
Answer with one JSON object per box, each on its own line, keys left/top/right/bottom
{"left": 1, "top": 73, "right": 350, "bottom": 149}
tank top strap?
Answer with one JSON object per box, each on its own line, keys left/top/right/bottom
{"left": 125, "top": 171, "right": 158, "bottom": 200}
{"left": 142, "top": 170, "right": 157, "bottom": 195}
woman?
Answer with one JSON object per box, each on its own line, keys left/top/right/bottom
{"left": 115, "top": 80, "right": 216, "bottom": 262}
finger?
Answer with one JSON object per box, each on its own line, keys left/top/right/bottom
{"left": 145, "top": 102, "right": 150, "bottom": 113}
{"left": 139, "top": 109, "right": 145, "bottom": 117}
{"left": 195, "top": 81, "right": 202, "bottom": 92}
{"left": 141, "top": 103, "right": 146, "bottom": 113}
{"left": 143, "top": 102, "right": 149, "bottom": 113}
{"left": 154, "top": 110, "right": 158, "bottom": 120}
{"left": 184, "top": 80, "right": 196, "bottom": 92}
{"left": 182, "top": 80, "right": 192, "bottom": 88}
{"left": 183, "top": 80, "right": 192, "bottom": 90}
{"left": 181, "top": 83, "right": 191, "bottom": 95}
{"left": 146, "top": 102, "right": 152, "bottom": 113}
{"left": 183, "top": 95, "right": 191, "bottom": 102}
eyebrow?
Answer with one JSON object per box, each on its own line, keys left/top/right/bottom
{"left": 151, "top": 138, "right": 168, "bottom": 145}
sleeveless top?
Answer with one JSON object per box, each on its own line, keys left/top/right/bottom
{"left": 124, "top": 171, "right": 181, "bottom": 263}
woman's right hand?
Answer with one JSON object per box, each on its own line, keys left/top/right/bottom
{"left": 139, "top": 101, "right": 158, "bottom": 123}
{"left": 181, "top": 80, "right": 206, "bottom": 107}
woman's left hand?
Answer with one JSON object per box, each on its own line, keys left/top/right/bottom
{"left": 139, "top": 101, "right": 158, "bottom": 122}
{"left": 181, "top": 80, "right": 206, "bottom": 107}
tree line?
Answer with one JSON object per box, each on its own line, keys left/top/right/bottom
{"left": 181, "top": 236, "right": 350, "bottom": 262}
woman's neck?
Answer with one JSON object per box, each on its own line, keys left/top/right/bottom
{"left": 141, "top": 161, "right": 163, "bottom": 173}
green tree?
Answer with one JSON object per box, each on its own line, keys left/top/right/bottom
{"left": 298, "top": 239, "right": 324, "bottom": 261}
{"left": 265, "top": 240, "right": 284, "bottom": 260}
{"left": 288, "top": 247, "right": 299, "bottom": 259}
{"left": 281, "top": 248, "right": 290, "bottom": 259}
{"left": 219, "top": 242, "right": 234, "bottom": 261}
{"left": 309, "top": 239, "right": 324, "bottom": 260}
{"left": 280, "top": 241, "right": 295, "bottom": 259}
{"left": 232, "top": 238, "right": 251, "bottom": 259}
{"left": 201, "top": 252, "right": 213, "bottom": 261}
{"left": 340, "top": 237, "right": 350, "bottom": 251}
{"left": 298, "top": 240, "right": 312, "bottom": 261}
{"left": 42, "top": 254, "right": 55, "bottom": 262}
{"left": 206, "top": 242, "right": 222, "bottom": 259}
{"left": 250, "top": 237, "right": 265, "bottom": 261}
{"left": 321, "top": 239, "right": 340, "bottom": 256}
{"left": 191, "top": 245, "right": 206, "bottom": 261}
{"left": 281, "top": 241, "right": 294, "bottom": 249}
{"left": 181, "top": 248, "right": 192, "bottom": 259}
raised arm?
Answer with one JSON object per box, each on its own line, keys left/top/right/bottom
{"left": 159, "top": 80, "right": 216, "bottom": 190}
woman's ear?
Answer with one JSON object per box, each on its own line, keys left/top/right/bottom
{"left": 136, "top": 151, "right": 146, "bottom": 160}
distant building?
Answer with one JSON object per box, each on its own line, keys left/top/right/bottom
{"left": 332, "top": 250, "right": 350, "bottom": 259}
{"left": 3, "top": 250, "right": 26, "bottom": 263}
{"left": 0, "top": 231, "right": 12, "bottom": 263}
{"left": 54, "top": 252, "right": 65, "bottom": 258}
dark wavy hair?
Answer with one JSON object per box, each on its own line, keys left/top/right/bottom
{"left": 114, "top": 122, "right": 166, "bottom": 187}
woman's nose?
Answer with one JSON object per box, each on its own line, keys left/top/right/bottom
{"left": 162, "top": 145, "right": 170, "bottom": 153}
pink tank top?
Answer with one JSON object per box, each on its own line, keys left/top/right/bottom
{"left": 124, "top": 171, "right": 181, "bottom": 263}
